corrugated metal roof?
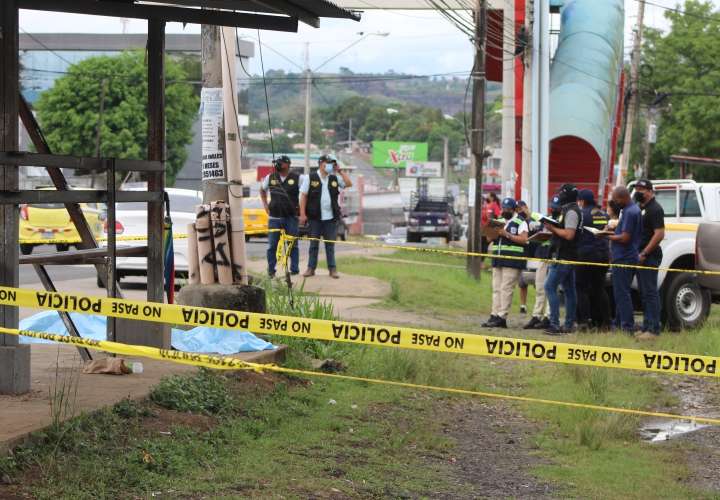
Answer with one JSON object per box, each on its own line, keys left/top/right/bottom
{"left": 160, "top": 0, "right": 360, "bottom": 21}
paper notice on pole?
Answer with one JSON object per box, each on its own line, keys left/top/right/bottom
{"left": 202, "top": 151, "right": 225, "bottom": 180}
{"left": 468, "top": 178, "right": 476, "bottom": 208}
{"left": 201, "top": 88, "right": 223, "bottom": 152}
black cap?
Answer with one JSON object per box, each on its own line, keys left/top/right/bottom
{"left": 556, "top": 183, "right": 578, "bottom": 204}
{"left": 276, "top": 155, "right": 291, "bottom": 165}
{"left": 318, "top": 154, "right": 336, "bottom": 164}
{"left": 635, "top": 179, "right": 653, "bottom": 190}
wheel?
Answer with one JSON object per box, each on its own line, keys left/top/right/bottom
{"left": 56, "top": 244, "right": 69, "bottom": 252}
{"left": 20, "top": 244, "right": 33, "bottom": 256}
{"left": 662, "top": 272, "right": 711, "bottom": 331}
{"left": 406, "top": 233, "right": 421, "bottom": 243}
{"left": 245, "top": 234, "right": 251, "bottom": 242}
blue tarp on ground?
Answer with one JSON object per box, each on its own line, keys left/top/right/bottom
{"left": 19, "top": 310, "right": 275, "bottom": 355}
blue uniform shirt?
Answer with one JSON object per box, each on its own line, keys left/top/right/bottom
{"left": 611, "top": 202, "right": 642, "bottom": 262}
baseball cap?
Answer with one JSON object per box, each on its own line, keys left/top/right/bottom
{"left": 550, "top": 196, "right": 561, "bottom": 211}
{"left": 578, "top": 189, "right": 595, "bottom": 203}
{"left": 501, "top": 197, "right": 517, "bottom": 210}
{"left": 635, "top": 179, "right": 653, "bottom": 190}
{"left": 276, "top": 155, "right": 291, "bottom": 165}
{"left": 318, "top": 154, "right": 336, "bottom": 164}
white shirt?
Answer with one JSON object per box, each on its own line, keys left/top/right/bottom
{"left": 300, "top": 173, "right": 345, "bottom": 221}
{"left": 261, "top": 172, "right": 288, "bottom": 192}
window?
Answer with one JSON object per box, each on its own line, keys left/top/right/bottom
{"left": 680, "top": 190, "right": 702, "bottom": 217}
{"left": 654, "top": 190, "right": 676, "bottom": 217}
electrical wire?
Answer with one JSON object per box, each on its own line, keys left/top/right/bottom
{"left": 256, "top": 29, "right": 275, "bottom": 160}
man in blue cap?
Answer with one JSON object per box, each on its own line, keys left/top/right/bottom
{"left": 575, "top": 189, "right": 611, "bottom": 330}
{"left": 543, "top": 184, "right": 583, "bottom": 335}
{"left": 482, "top": 197, "right": 528, "bottom": 328}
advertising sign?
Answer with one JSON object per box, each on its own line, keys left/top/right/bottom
{"left": 405, "top": 161, "right": 442, "bottom": 178}
{"left": 372, "top": 141, "right": 428, "bottom": 168}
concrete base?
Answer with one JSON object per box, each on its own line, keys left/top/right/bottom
{"left": 0, "top": 345, "right": 31, "bottom": 395}
{"left": 176, "top": 283, "right": 266, "bottom": 313}
{"left": 115, "top": 319, "right": 171, "bottom": 349}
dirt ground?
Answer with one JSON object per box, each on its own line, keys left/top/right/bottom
{"left": 430, "top": 398, "right": 556, "bottom": 499}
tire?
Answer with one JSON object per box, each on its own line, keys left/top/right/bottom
{"left": 245, "top": 234, "right": 251, "bottom": 242}
{"left": 406, "top": 232, "right": 421, "bottom": 243}
{"left": 56, "top": 244, "right": 69, "bottom": 252}
{"left": 662, "top": 272, "right": 711, "bottom": 331}
{"left": 20, "top": 244, "right": 33, "bottom": 256}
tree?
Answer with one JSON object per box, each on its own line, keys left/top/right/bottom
{"left": 35, "top": 51, "right": 198, "bottom": 186}
{"left": 642, "top": 0, "right": 720, "bottom": 180}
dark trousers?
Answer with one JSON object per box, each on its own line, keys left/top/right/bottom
{"left": 267, "top": 216, "right": 299, "bottom": 274}
{"left": 612, "top": 259, "right": 637, "bottom": 332}
{"left": 576, "top": 260, "right": 611, "bottom": 328}
{"left": 637, "top": 255, "right": 662, "bottom": 334}
{"left": 308, "top": 218, "right": 337, "bottom": 270}
{"left": 545, "top": 263, "right": 577, "bottom": 329}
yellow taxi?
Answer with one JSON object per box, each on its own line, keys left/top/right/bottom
{"left": 243, "top": 196, "right": 269, "bottom": 240}
{"left": 20, "top": 190, "right": 107, "bottom": 255}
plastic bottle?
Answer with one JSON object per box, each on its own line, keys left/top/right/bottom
{"left": 131, "top": 362, "right": 144, "bottom": 374}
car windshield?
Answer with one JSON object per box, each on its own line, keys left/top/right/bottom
{"left": 120, "top": 194, "right": 200, "bottom": 213}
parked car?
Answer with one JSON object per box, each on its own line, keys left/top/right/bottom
{"left": 19, "top": 187, "right": 106, "bottom": 255}
{"left": 406, "top": 194, "right": 462, "bottom": 243}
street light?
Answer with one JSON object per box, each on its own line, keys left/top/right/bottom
{"left": 303, "top": 31, "right": 390, "bottom": 174}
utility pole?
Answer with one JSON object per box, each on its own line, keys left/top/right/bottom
{"left": 201, "top": 25, "right": 227, "bottom": 203}
{"left": 467, "top": 0, "right": 487, "bottom": 279}
{"left": 618, "top": 0, "right": 646, "bottom": 186}
{"left": 348, "top": 118, "right": 352, "bottom": 150}
{"left": 642, "top": 107, "right": 657, "bottom": 178}
{"left": 443, "top": 136, "right": 450, "bottom": 186}
{"left": 303, "top": 42, "right": 312, "bottom": 175}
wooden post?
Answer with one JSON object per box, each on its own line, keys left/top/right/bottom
{"left": 141, "top": 18, "right": 170, "bottom": 348}
{"left": 0, "top": 0, "right": 30, "bottom": 394}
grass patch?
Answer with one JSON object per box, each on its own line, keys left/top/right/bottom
{"left": 150, "top": 369, "right": 234, "bottom": 415}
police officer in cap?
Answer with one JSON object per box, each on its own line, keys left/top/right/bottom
{"left": 482, "top": 197, "right": 528, "bottom": 328}
{"left": 543, "top": 184, "right": 583, "bottom": 335}
{"left": 575, "top": 189, "right": 611, "bottom": 330}
{"left": 260, "top": 155, "right": 300, "bottom": 277}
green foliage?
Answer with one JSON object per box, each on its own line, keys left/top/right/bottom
{"left": 34, "top": 51, "right": 198, "bottom": 186}
{"left": 150, "top": 369, "right": 234, "bottom": 415}
{"left": 642, "top": 1, "right": 720, "bottom": 180}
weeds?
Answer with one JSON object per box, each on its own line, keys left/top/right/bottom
{"left": 150, "top": 369, "right": 234, "bottom": 415}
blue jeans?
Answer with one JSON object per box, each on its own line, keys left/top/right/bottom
{"left": 637, "top": 255, "right": 661, "bottom": 334}
{"left": 308, "top": 219, "right": 337, "bottom": 270}
{"left": 544, "top": 263, "right": 577, "bottom": 329}
{"left": 612, "top": 260, "right": 637, "bottom": 332}
{"left": 267, "top": 216, "right": 299, "bottom": 275}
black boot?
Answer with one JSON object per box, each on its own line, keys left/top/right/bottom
{"left": 482, "top": 315, "right": 500, "bottom": 327}
{"left": 538, "top": 317, "right": 550, "bottom": 329}
{"left": 494, "top": 317, "right": 508, "bottom": 328}
{"left": 523, "top": 316, "right": 542, "bottom": 329}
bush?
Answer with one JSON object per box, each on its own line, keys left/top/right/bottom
{"left": 150, "top": 369, "right": 234, "bottom": 415}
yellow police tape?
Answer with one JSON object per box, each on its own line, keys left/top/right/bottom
{"left": 0, "top": 285, "right": 718, "bottom": 378}
{"left": 278, "top": 232, "right": 720, "bottom": 276}
{"left": 4, "top": 326, "right": 719, "bottom": 425}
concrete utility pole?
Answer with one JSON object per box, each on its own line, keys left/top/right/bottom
{"left": 303, "top": 42, "right": 312, "bottom": 175}
{"left": 467, "top": 0, "right": 487, "bottom": 279}
{"left": 618, "top": 0, "right": 646, "bottom": 186}
{"left": 443, "top": 136, "right": 450, "bottom": 186}
{"left": 501, "top": 0, "right": 515, "bottom": 198}
{"left": 348, "top": 118, "right": 353, "bottom": 149}
{"left": 201, "top": 25, "right": 228, "bottom": 203}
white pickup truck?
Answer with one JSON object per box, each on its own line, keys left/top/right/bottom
{"left": 629, "top": 179, "right": 718, "bottom": 330}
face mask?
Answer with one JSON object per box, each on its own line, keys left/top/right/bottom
{"left": 633, "top": 192, "right": 646, "bottom": 204}
{"left": 324, "top": 163, "right": 335, "bottom": 174}
{"left": 551, "top": 210, "right": 560, "bottom": 219}
{"left": 502, "top": 210, "right": 514, "bottom": 220}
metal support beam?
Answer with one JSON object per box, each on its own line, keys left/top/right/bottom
{"left": 249, "top": 0, "right": 320, "bottom": 27}
{"left": 17, "top": 0, "right": 300, "bottom": 31}
{"left": 0, "top": 0, "right": 30, "bottom": 394}
{"left": 106, "top": 158, "right": 117, "bottom": 344}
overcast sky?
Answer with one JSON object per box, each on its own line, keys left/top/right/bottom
{"left": 17, "top": 1, "right": 706, "bottom": 76}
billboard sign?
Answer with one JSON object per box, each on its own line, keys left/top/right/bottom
{"left": 405, "top": 161, "right": 442, "bottom": 178}
{"left": 372, "top": 141, "right": 428, "bottom": 168}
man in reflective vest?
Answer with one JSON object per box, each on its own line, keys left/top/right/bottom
{"left": 575, "top": 189, "right": 611, "bottom": 330}
{"left": 481, "top": 198, "right": 529, "bottom": 328}
{"left": 523, "top": 206, "right": 553, "bottom": 330}
{"left": 543, "top": 184, "right": 583, "bottom": 335}
{"left": 260, "top": 155, "right": 299, "bottom": 278}
{"left": 299, "top": 155, "right": 353, "bottom": 278}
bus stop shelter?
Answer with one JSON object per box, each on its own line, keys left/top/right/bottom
{"left": 0, "top": 0, "right": 359, "bottom": 394}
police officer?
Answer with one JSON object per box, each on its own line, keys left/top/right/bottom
{"left": 482, "top": 198, "right": 528, "bottom": 329}
{"left": 575, "top": 189, "right": 611, "bottom": 330}
{"left": 523, "top": 204, "right": 553, "bottom": 330}
{"left": 299, "top": 155, "right": 353, "bottom": 278}
{"left": 543, "top": 184, "right": 583, "bottom": 335}
{"left": 260, "top": 155, "right": 299, "bottom": 278}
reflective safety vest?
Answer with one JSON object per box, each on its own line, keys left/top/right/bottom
{"left": 490, "top": 217, "right": 527, "bottom": 269}
{"left": 578, "top": 205, "right": 610, "bottom": 261}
